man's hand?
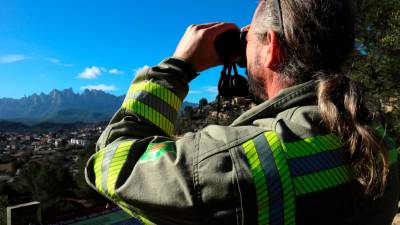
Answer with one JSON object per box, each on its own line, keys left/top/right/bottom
{"left": 173, "top": 22, "right": 240, "bottom": 72}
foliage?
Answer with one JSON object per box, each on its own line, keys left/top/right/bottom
{"left": 73, "top": 142, "right": 106, "bottom": 205}
{"left": 2, "top": 141, "right": 109, "bottom": 222}
{"left": 351, "top": 0, "right": 400, "bottom": 139}
{"left": 12, "top": 156, "right": 74, "bottom": 215}
{"left": 199, "top": 98, "right": 208, "bottom": 112}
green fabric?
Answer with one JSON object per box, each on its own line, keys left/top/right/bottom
{"left": 127, "top": 81, "right": 181, "bottom": 112}
{"left": 106, "top": 141, "right": 134, "bottom": 196}
{"left": 282, "top": 134, "right": 342, "bottom": 159}
{"left": 242, "top": 139, "right": 270, "bottom": 225}
{"left": 91, "top": 140, "right": 152, "bottom": 224}
{"left": 93, "top": 146, "right": 106, "bottom": 194}
{"left": 93, "top": 141, "right": 134, "bottom": 197}
{"left": 122, "top": 99, "right": 175, "bottom": 135}
{"left": 264, "top": 132, "right": 295, "bottom": 225}
{"left": 85, "top": 58, "right": 400, "bottom": 225}
{"left": 293, "top": 165, "right": 350, "bottom": 195}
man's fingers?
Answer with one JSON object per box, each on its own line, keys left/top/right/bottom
{"left": 175, "top": 22, "right": 240, "bottom": 71}
{"left": 189, "top": 22, "right": 239, "bottom": 34}
{"left": 205, "top": 22, "right": 240, "bottom": 38}
{"left": 193, "top": 22, "right": 220, "bottom": 29}
{"left": 207, "top": 22, "right": 239, "bottom": 30}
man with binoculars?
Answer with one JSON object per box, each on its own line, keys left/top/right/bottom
{"left": 85, "top": 0, "right": 399, "bottom": 224}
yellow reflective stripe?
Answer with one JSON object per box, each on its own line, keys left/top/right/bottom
{"left": 282, "top": 134, "right": 342, "bottom": 159}
{"left": 116, "top": 198, "right": 154, "bottom": 225}
{"left": 94, "top": 141, "right": 151, "bottom": 224}
{"left": 293, "top": 165, "right": 350, "bottom": 195}
{"left": 93, "top": 148, "right": 106, "bottom": 194}
{"left": 264, "top": 131, "right": 295, "bottom": 225}
{"left": 122, "top": 99, "right": 174, "bottom": 136}
{"left": 106, "top": 140, "right": 134, "bottom": 197}
{"left": 127, "top": 81, "right": 181, "bottom": 112}
{"left": 242, "top": 139, "right": 270, "bottom": 225}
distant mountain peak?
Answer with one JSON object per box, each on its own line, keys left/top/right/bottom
{"left": 62, "top": 88, "right": 74, "bottom": 94}
{"left": 50, "top": 89, "right": 60, "bottom": 92}
{"left": 81, "top": 88, "right": 109, "bottom": 97}
{"left": 0, "top": 88, "right": 196, "bottom": 124}
{"left": 2, "top": 88, "right": 125, "bottom": 102}
{"left": 0, "top": 88, "right": 125, "bottom": 124}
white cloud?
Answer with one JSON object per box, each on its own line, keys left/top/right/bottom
{"left": 47, "top": 58, "right": 59, "bottom": 64}
{"left": 0, "top": 54, "right": 28, "bottom": 64}
{"left": 189, "top": 90, "right": 201, "bottom": 94}
{"left": 46, "top": 58, "right": 74, "bottom": 67}
{"left": 80, "top": 84, "right": 117, "bottom": 91}
{"left": 188, "top": 87, "right": 217, "bottom": 95}
{"left": 78, "top": 66, "right": 102, "bottom": 79}
{"left": 206, "top": 86, "right": 218, "bottom": 93}
{"left": 109, "top": 68, "right": 124, "bottom": 74}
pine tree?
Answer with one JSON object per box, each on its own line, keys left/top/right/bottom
{"left": 351, "top": 0, "right": 400, "bottom": 138}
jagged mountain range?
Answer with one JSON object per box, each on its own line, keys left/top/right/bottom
{"left": 0, "top": 88, "right": 196, "bottom": 125}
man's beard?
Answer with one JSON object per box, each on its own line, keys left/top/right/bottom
{"left": 246, "top": 64, "right": 267, "bottom": 104}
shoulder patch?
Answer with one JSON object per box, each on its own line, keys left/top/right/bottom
{"left": 139, "top": 141, "right": 176, "bottom": 163}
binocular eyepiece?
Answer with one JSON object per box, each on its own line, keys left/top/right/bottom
{"left": 214, "top": 30, "right": 248, "bottom": 68}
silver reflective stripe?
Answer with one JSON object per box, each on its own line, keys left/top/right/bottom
{"left": 101, "top": 142, "right": 119, "bottom": 194}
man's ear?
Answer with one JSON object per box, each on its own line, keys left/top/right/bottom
{"left": 264, "top": 30, "right": 283, "bottom": 70}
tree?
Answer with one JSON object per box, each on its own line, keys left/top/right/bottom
{"left": 12, "top": 157, "right": 74, "bottom": 216}
{"left": 199, "top": 98, "right": 208, "bottom": 112}
{"left": 73, "top": 142, "right": 107, "bottom": 205}
{"left": 351, "top": 0, "right": 400, "bottom": 140}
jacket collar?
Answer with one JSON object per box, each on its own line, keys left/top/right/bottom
{"left": 231, "top": 80, "right": 318, "bottom": 126}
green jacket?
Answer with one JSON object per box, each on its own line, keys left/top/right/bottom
{"left": 85, "top": 58, "right": 399, "bottom": 225}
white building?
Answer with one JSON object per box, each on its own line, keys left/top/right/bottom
{"left": 69, "top": 138, "right": 88, "bottom": 147}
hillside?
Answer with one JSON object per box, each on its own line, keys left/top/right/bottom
{"left": 176, "top": 97, "right": 254, "bottom": 134}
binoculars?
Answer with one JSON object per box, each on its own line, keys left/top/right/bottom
{"left": 214, "top": 30, "right": 249, "bottom": 99}
{"left": 214, "top": 30, "right": 248, "bottom": 68}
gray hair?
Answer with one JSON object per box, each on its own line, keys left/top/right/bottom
{"left": 255, "top": 0, "right": 389, "bottom": 196}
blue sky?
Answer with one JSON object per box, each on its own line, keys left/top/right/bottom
{"left": 0, "top": 0, "right": 257, "bottom": 103}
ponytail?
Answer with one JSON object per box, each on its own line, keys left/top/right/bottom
{"left": 256, "top": 0, "right": 386, "bottom": 195}
{"left": 317, "top": 75, "right": 389, "bottom": 196}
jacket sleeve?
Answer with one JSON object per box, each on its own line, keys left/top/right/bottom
{"left": 85, "top": 58, "right": 200, "bottom": 225}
